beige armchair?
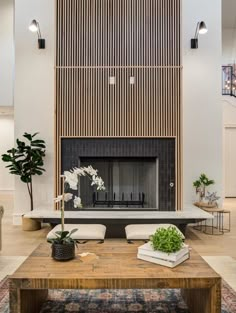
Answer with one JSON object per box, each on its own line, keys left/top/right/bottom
{"left": 0, "top": 206, "right": 4, "bottom": 250}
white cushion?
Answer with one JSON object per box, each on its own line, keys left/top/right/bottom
{"left": 47, "top": 224, "right": 106, "bottom": 240}
{"left": 125, "top": 224, "right": 185, "bottom": 240}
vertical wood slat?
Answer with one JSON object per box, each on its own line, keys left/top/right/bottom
{"left": 55, "top": 0, "right": 182, "bottom": 210}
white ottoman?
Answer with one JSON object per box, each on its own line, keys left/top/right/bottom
{"left": 125, "top": 224, "right": 185, "bottom": 242}
{"left": 47, "top": 224, "right": 106, "bottom": 242}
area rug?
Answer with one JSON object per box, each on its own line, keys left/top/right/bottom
{"left": 1, "top": 277, "right": 236, "bottom": 313}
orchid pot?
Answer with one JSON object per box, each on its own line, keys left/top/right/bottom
{"left": 51, "top": 242, "right": 75, "bottom": 261}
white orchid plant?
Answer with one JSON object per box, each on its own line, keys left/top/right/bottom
{"left": 53, "top": 166, "right": 105, "bottom": 235}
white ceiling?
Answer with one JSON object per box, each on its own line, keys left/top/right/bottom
{"left": 222, "top": 0, "right": 236, "bottom": 28}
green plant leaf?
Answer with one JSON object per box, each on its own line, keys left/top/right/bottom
{"left": 31, "top": 139, "right": 45, "bottom": 144}
{"left": 55, "top": 231, "right": 70, "bottom": 239}
{"left": 23, "top": 133, "right": 32, "bottom": 141}
{"left": 193, "top": 180, "right": 201, "bottom": 188}
{"left": 2, "top": 154, "right": 12, "bottom": 162}
{"left": 150, "top": 227, "right": 183, "bottom": 253}
{"left": 69, "top": 228, "right": 78, "bottom": 236}
{"left": 21, "top": 176, "right": 31, "bottom": 183}
{"left": 49, "top": 229, "right": 79, "bottom": 246}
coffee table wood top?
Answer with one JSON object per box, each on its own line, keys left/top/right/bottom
{"left": 11, "top": 240, "right": 220, "bottom": 290}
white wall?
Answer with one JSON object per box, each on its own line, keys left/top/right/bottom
{"left": 222, "top": 28, "right": 236, "bottom": 64}
{"left": 0, "top": 115, "right": 14, "bottom": 190}
{"left": 182, "top": 0, "right": 223, "bottom": 204}
{"left": 14, "top": 0, "right": 54, "bottom": 218}
{"left": 223, "top": 96, "right": 236, "bottom": 125}
{"left": 223, "top": 97, "right": 236, "bottom": 197}
{"left": 0, "top": 0, "right": 14, "bottom": 106}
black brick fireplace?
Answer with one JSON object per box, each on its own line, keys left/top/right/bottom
{"left": 61, "top": 138, "right": 175, "bottom": 211}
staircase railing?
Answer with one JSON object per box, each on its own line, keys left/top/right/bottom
{"left": 222, "top": 65, "right": 236, "bottom": 97}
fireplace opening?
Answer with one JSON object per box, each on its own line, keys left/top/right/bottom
{"left": 79, "top": 157, "right": 158, "bottom": 209}
{"left": 62, "top": 138, "right": 175, "bottom": 211}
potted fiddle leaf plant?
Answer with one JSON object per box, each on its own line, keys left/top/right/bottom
{"left": 2, "top": 132, "right": 46, "bottom": 231}
{"left": 49, "top": 166, "right": 105, "bottom": 261}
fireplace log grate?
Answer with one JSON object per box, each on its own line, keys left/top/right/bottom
{"left": 93, "top": 192, "right": 145, "bottom": 208}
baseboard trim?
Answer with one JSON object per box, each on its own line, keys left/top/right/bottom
{"left": 0, "top": 189, "right": 14, "bottom": 194}
{"left": 13, "top": 212, "right": 24, "bottom": 225}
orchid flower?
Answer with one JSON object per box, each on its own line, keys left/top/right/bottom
{"left": 64, "top": 171, "right": 78, "bottom": 190}
{"left": 54, "top": 193, "right": 73, "bottom": 203}
{"left": 73, "top": 196, "right": 82, "bottom": 208}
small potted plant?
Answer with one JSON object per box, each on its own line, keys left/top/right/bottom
{"left": 193, "top": 173, "right": 214, "bottom": 203}
{"left": 48, "top": 228, "right": 79, "bottom": 261}
{"left": 2, "top": 133, "right": 46, "bottom": 231}
{"left": 49, "top": 166, "right": 105, "bottom": 261}
{"left": 150, "top": 227, "right": 184, "bottom": 254}
{"left": 138, "top": 227, "right": 188, "bottom": 267}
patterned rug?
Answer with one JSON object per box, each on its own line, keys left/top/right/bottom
{"left": 1, "top": 276, "right": 236, "bottom": 313}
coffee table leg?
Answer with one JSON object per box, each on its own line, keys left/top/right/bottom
{"left": 10, "top": 288, "right": 48, "bottom": 313}
{"left": 181, "top": 280, "right": 221, "bottom": 313}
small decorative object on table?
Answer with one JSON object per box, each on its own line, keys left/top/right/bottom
{"left": 137, "top": 227, "right": 189, "bottom": 268}
{"left": 78, "top": 252, "right": 99, "bottom": 262}
{"left": 48, "top": 166, "right": 105, "bottom": 261}
{"left": 205, "top": 191, "right": 220, "bottom": 206}
{"left": 193, "top": 173, "right": 214, "bottom": 202}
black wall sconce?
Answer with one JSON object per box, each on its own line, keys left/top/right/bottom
{"left": 191, "top": 21, "right": 208, "bottom": 49}
{"left": 29, "top": 19, "right": 45, "bottom": 49}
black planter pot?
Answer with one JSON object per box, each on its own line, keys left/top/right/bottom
{"left": 51, "top": 243, "right": 75, "bottom": 261}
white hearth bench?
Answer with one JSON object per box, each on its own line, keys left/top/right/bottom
{"left": 125, "top": 223, "right": 185, "bottom": 243}
{"left": 47, "top": 224, "right": 106, "bottom": 243}
{"left": 23, "top": 205, "right": 213, "bottom": 238}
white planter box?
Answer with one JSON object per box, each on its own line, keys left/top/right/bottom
{"left": 137, "top": 242, "right": 190, "bottom": 267}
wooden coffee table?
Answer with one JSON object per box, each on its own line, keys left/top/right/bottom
{"left": 9, "top": 240, "right": 221, "bottom": 313}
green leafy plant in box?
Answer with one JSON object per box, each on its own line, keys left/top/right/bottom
{"left": 150, "top": 227, "right": 183, "bottom": 254}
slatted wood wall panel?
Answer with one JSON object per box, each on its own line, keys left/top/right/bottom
{"left": 56, "top": 0, "right": 181, "bottom": 67}
{"left": 55, "top": 0, "right": 182, "bottom": 210}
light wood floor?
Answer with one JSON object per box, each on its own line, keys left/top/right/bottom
{"left": 0, "top": 193, "right": 49, "bottom": 256}
{"left": 186, "top": 199, "right": 236, "bottom": 258}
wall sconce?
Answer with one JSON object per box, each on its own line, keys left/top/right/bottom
{"left": 191, "top": 21, "right": 208, "bottom": 49}
{"left": 29, "top": 19, "right": 45, "bottom": 49}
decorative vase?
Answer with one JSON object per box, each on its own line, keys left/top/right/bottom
{"left": 51, "top": 243, "right": 75, "bottom": 261}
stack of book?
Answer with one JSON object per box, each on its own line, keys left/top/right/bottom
{"left": 137, "top": 242, "right": 190, "bottom": 268}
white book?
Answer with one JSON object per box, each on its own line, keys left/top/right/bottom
{"left": 138, "top": 242, "right": 189, "bottom": 262}
{"left": 137, "top": 252, "right": 190, "bottom": 268}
